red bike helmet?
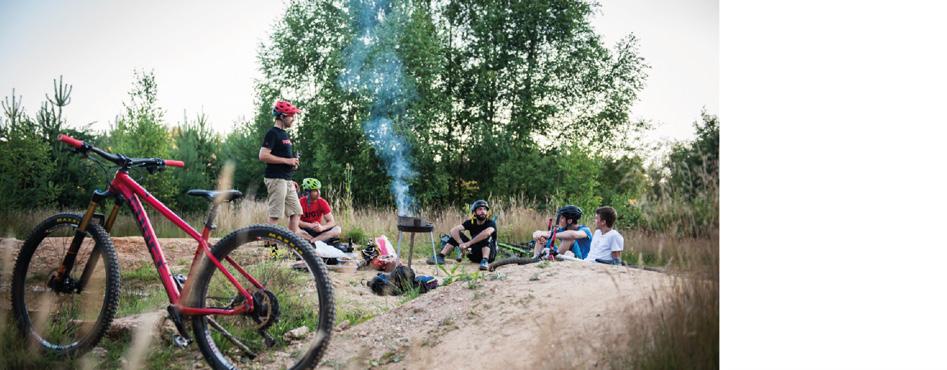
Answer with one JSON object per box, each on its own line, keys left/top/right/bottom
{"left": 273, "top": 100, "right": 301, "bottom": 118}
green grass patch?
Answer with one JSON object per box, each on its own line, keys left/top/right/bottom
{"left": 122, "top": 264, "right": 157, "bottom": 282}
{"left": 338, "top": 307, "right": 374, "bottom": 326}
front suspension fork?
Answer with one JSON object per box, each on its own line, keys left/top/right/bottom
{"left": 52, "top": 190, "right": 120, "bottom": 293}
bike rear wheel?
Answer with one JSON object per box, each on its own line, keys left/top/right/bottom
{"left": 10, "top": 213, "right": 121, "bottom": 357}
{"left": 189, "top": 224, "right": 334, "bottom": 369}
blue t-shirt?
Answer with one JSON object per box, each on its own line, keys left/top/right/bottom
{"left": 545, "top": 225, "right": 593, "bottom": 259}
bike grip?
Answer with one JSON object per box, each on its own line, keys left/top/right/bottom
{"left": 164, "top": 159, "right": 185, "bottom": 168}
{"left": 58, "top": 134, "right": 84, "bottom": 149}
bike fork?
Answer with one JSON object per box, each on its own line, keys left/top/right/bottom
{"left": 53, "top": 190, "right": 117, "bottom": 293}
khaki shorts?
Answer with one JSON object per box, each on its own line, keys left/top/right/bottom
{"left": 264, "top": 178, "right": 303, "bottom": 219}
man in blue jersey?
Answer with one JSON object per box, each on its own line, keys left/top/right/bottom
{"left": 530, "top": 205, "right": 592, "bottom": 260}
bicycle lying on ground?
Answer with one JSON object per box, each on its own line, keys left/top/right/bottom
{"left": 10, "top": 134, "right": 334, "bottom": 369}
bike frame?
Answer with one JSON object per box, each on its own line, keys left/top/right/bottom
{"left": 66, "top": 170, "right": 262, "bottom": 316}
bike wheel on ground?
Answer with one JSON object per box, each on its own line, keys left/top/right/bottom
{"left": 10, "top": 213, "right": 121, "bottom": 357}
{"left": 189, "top": 224, "right": 334, "bottom": 370}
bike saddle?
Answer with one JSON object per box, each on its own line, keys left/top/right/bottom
{"left": 186, "top": 189, "right": 244, "bottom": 203}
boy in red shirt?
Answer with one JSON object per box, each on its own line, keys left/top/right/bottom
{"left": 298, "top": 178, "right": 342, "bottom": 243}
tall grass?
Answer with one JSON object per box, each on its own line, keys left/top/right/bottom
{"left": 0, "top": 196, "right": 707, "bottom": 268}
{"left": 605, "top": 194, "right": 719, "bottom": 368}
{"left": 606, "top": 232, "right": 719, "bottom": 369}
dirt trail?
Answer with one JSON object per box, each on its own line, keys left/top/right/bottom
{"left": 1, "top": 237, "right": 672, "bottom": 369}
{"left": 320, "top": 260, "right": 672, "bottom": 369}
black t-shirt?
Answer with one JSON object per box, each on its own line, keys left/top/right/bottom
{"left": 262, "top": 126, "right": 294, "bottom": 179}
{"left": 462, "top": 218, "right": 497, "bottom": 243}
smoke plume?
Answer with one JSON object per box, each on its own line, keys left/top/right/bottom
{"left": 339, "top": 0, "right": 418, "bottom": 216}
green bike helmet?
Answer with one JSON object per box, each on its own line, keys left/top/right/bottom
{"left": 301, "top": 178, "right": 322, "bottom": 191}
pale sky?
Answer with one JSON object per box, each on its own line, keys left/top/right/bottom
{"left": 0, "top": 0, "right": 717, "bottom": 143}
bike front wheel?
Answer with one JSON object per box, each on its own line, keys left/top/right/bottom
{"left": 10, "top": 213, "right": 121, "bottom": 357}
{"left": 188, "top": 224, "right": 334, "bottom": 369}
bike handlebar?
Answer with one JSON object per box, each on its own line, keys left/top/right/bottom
{"left": 164, "top": 160, "right": 185, "bottom": 168}
{"left": 57, "top": 133, "right": 185, "bottom": 170}
{"left": 58, "top": 134, "right": 84, "bottom": 149}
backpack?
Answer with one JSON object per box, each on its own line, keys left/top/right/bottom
{"left": 367, "top": 266, "right": 438, "bottom": 296}
{"left": 368, "top": 265, "right": 415, "bottom": 296}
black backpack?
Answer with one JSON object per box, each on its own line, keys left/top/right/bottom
{"left": 368, "top": 265, "right": 417, "bottom": 296}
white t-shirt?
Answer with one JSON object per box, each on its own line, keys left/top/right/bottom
{"left": 585, "top": 229, "right": 624, "bottom": 262}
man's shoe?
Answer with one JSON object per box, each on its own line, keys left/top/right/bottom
{"left": 426, "top": 254, "right": 446, "bottom": 265}
{"left": 479, "top": 258, "right": 489, "bottom": 271}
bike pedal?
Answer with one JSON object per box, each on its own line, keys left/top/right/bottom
{"left": 172, "top": 334, "right": 190, "bottom": 348}
{"left": 173, "top": 274, "right": 187, "bottom": 288}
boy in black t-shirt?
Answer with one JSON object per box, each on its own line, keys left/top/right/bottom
{"left": 427, "top": 199, "right": 497, "bottom": 270}
{"left": 258, "top": 100, "right": 303, "bottom": 234}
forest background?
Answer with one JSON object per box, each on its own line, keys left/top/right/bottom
{"left": 0, "top": 0, "right": 718, "bottom": 239}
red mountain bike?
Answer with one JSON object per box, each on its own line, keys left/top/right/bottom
{"left": 10, "top": 134, "right": 334, "bottom": 369}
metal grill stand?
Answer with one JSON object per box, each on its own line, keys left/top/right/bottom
{"left": 396, "top": 216, "right": 436, "bottom": 271}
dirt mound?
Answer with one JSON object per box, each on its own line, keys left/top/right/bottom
{"left": 320, "top": 260, "right": 672, "bottom": 369}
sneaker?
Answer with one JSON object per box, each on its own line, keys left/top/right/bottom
{"left": 479, "top": 258, "right": 489, "bottom": 271}
{"left": 426, "top": 254, "right": 446, "bottom": 265}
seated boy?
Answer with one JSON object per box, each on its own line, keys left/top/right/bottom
{"left": 297, "top": 178, "right": 342, "bottom": 243}
{"left": 585, "top": 206, "right": 624, "bottom": 265}
{"left": 530, "top": 205, "right": 592, "bottom": 260}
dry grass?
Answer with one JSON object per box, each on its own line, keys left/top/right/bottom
{"left": 605, "top": 231, "right": 719, "bottom": 369}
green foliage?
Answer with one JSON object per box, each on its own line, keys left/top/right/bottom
{"left": 344, "top": 226, "right": 368, "bottom": 245}
{"left": 638, "top": 111, "right": 720, "bottom": 236}
{"left": 109, "top": 70, "right": 179, "bottom": 204}
{"left": 436, "top": 262, "right": 464, "bottom": 285}
{"left": 253, "top": 0, "right": 649, "bottom": 209}
{"left": 338, "top": 307, "right": 374, "bottom": 326}
{"left": 171, "top": 112, "right": 221, "bottom": 212}
{"left": 0, "top": 1, "right": 717, "bottom": 241}
{"left": 550, "top": 145, "right": 604, "bottom": 214}
{"left": 0, "top": 90, "right": 58, "bottom": 210}
{"left": 219, "top": 118, "right": 267, "bottom": 197}
{"left": 598, "top": 154, "right": 649, "bottom": 228}
{"left": 666, "top": 110, "right": 719, "bottom": 200}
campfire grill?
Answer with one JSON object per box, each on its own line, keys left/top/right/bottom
{"left": 396, "top": 216, "right": 437, "bottom": 270}
{"left": 397, "top": 216, "right": 434, "bottom": 232}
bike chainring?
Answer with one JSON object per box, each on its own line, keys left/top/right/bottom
{"left": 249, "top": 289, "right": 280, "bottom": 331}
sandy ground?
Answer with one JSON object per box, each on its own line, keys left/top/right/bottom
{"left": 318, "top": 259, "right": 671, "bottom": 370}
{"left": 1, "top": 237, "right": 673, "bottom": 369}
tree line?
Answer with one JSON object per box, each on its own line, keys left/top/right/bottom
{"left": 0, "top": 0, "right": 717, "bottom": 236}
